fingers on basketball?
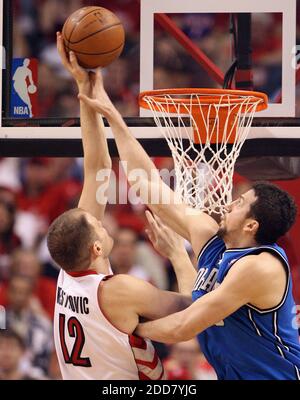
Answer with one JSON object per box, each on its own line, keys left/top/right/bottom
{"left": 69, "top": 51, "right": 81, "bottom": 71}
{"left": 56, "top": 32, "right": 70, "bottom": 68}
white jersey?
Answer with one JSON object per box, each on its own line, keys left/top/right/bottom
{"left": 53, "top": 269, "right": 165, "bottom": 380}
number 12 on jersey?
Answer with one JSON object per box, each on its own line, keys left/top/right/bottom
{"left": 59, "top": 313, "right": 92, "bottom": 367}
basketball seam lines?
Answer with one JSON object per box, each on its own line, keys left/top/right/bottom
{"left": 68, "top": 23, "right": 122, "bottom": 45}
{"left": 65, "top": 42, "right": 124, "bottom": 56}
{"left": 64, "top": 7, "right": 104, "bottom": 42}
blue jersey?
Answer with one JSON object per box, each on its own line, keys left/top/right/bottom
{"left": 192, "top": 235, "right": 300, "bottom": 380}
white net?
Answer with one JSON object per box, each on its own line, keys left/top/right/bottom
{"left": 142, "top": 92, "right": 265, "bottom": 215}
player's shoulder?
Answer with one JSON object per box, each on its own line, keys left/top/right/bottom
{"left": 232, "top": 251, "right": 285, "bottom": 279}
{"left": 242, "top": 251, "right": 284, "bottom": 267}
{"left": 101, "top": 274, "right": 143, "bottom": 288}
{"left": 99, "top": 274, "right": 149, "bottom": 304}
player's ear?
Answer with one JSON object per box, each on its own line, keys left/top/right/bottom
{"left": 244, "top": 219, "right": 259, "bottom": 235}
{"left": 92, "top": 241, "right": 103, "bottom": 257}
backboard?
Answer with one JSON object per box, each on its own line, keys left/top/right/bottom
{"left": 0, "top": 0, "right": 300, "bottom": 162}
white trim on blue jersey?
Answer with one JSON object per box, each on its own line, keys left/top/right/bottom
{"left": 273, "top": 311, "right": 290, "bottom": 352}
{"left": 247, "top": 309, "right": 262, "bottom": 337}
{"left": 295, "top": 366, "right": 300, "bottom": 380}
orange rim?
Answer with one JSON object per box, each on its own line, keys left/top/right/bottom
{"left": 139, "top": 88, "right": 268, "bottom": 113}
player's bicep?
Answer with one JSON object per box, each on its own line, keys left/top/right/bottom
{"left": 176, "top": 264, "right": 261, "bottom": 337}
{"left": 176, "top": 283, "right": 247, "bottom": 339}
{"left": 110, "top": 275, "right": 191, "bottom": 321}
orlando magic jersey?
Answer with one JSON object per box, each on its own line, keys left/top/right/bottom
{"left": 192, "top": 235, "right": 300, "bottom": 380}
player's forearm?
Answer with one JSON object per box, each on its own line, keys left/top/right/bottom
{"left": 169, "top": 250, "right": 197, "bottom": 296}
{"left": 78, "top": 84, "right": 111, "bottom": 219}
{"left": 105, "top": 108, "right": 191, "bottom": 237}
{"left": 80, "top": 105, "right": 111, "bottom": 171}
{"left": 135, "top": 311, "right": 192, "bottom": 344}
{"left": 79, "top": 83, "right": 111, "bottom": 170}
{"left": 106, "top": 108, "right": 158, "bottom": 177}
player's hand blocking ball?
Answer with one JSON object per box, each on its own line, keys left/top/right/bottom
{"left": 62, "top": 6, "right": 125, "bottom": 69}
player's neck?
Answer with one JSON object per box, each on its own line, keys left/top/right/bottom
{"left": 224, "top": 236, "right": 258, "bottom": 250}
{"left": 89, "top": 257, "right": 111, "bottom": 275}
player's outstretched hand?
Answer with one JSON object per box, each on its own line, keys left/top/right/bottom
{"left": 56, "top": 31, "right": 89, "bottom": 89}
{"left": 145, "top": 210, "right": 186, "bottom": 260}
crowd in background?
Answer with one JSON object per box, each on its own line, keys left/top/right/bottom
{"left": 0, "top": 0, "right": 299, "bottom": 380}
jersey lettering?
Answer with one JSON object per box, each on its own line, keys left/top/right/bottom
{"left": 57, "top": 287, "right": 89, "bottom": 315}
{"left": 193, "top": 268, "right": 218, "bottom": 292}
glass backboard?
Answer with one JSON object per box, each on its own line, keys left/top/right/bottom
{"left": 0, "top": 0, "right": 299, "bottom": 160}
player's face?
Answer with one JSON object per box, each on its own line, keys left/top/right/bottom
{"left": 86, "top": 213, "right": 114, "bottom": 258}
{"left": 218, "top": 189, "right": 257, "bottom": 240}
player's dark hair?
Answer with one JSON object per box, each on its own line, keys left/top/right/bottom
{"left": 47, "top": 209, "right": 98, "bottom": 272}
{"left": 248, "top": 182, "right": 297, "bottom": 245}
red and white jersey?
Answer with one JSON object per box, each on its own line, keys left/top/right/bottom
{"left": 53, "top": 269, "right": 165, "bottom": 380}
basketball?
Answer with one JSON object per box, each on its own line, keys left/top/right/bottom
{"left": 62, "top": 6, "right": 125, "bottom": 69}
{"left": 28, "top": 84, "right": 37, "bottom": 94}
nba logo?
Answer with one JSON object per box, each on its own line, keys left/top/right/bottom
{"left": 10, "top": 58, "right": 38, "bottom": 118}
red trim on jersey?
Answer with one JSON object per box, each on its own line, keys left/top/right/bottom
{"left": 138, "top": 369, "right": 164, "bottom": 381}
{"left": 129, "top": 335, "right": 165, "bottom": 380}
{"left": 129, "top": 334, "right": 147, "bottom": 350}
{"left": 138, "top": 371, "right": 152, "bottom": 380}
{"left": 135, "top": 352, "right": 159, "bottom": 369}
{"left": 68, "top": 270, "right": 98, "bottom": 277}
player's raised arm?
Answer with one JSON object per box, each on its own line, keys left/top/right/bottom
{"left": 57, "top": 32, "right": 111, "bottom": 221}
{"left": 145, "top": 211, "right": 196, "bottom": 295}
{"left": 78, "top": 76, "right": 219, "bottom": 256}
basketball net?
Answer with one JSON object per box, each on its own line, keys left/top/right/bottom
{"left": 140, "top": 89, "right": 268, "bottom": 215}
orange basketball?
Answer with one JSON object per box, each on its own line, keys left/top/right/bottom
{"left": 62, "top": 6, "right": 125, "bottom": 69}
